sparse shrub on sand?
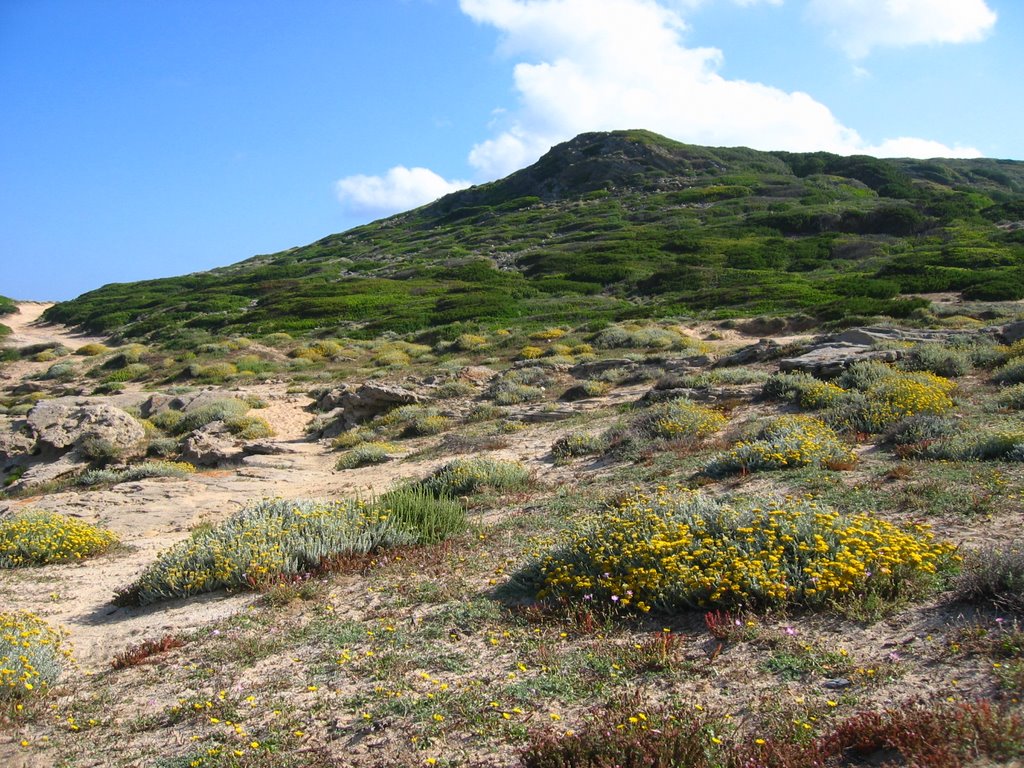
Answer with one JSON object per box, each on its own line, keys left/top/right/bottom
{"left": 0, "top": 511, "right": 118, "bottom": 567}
{"left": 551, "top": 433, "right": 607, "bottom": 463}
{"left": 335, "top": 441, "right": 396, "bottom": 469}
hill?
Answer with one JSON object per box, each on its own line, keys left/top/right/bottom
{"left": 45, "top": 130, "right": 1024, "bottom": 344}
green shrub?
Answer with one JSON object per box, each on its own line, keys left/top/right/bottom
{"left": 419, "top": 458, "right": 531, "bottom": 496}
{"left": 900, "top": 343, "right": 972, "bottom": 378}
{"left": 1, "top": 611, "right": 69, "bottom": 699}
{"left": 997, "top": 383, "right": 1024, "bottom": 410}
{"left": 41, "top": 361, "right": 77, "bottom": 382}
{"left": 994, "top": 361, "right": 1024, "bottom": 385}
{"left": 78, "top": 436, "right": 124, "bottom": 465}
{"left": 0, "top": 511, "right": 118, "bottom": 567}
{"left": 335, "top": 442, "right": 395, "bottom": 469}
{"left": 706, "top": 415, "right": 856, "bottom": 476}
{"left": 883, "top": 413, "right": 959, "bottom": 445}
{"left": 103, "top": 362, "right": 150, "bottom": 383}
{"left": 920, "top": 427, "right": 1024, "bottom": 461}
{"left": 332, "top": 428, "right": 374, "bottom": 450}
{"left": 763, "top": 372, "right": 847, "bottom": 409}
{"left": 120, "top": 495, "right": 463, "bottom": 604}
{"left": 551, "top": 433, "right": 607, "bottom": 462}
{"left": 375, "top": 486, "right": 466, "bottom": 544}
{"left": 526, "top": 488, "right": 956, "bottom": 612}
{"left": 224, "top": 415, "right": 274, "bottom": 440}
{"left": 406, "top": 413, "right": 452, "bottom": 436}
{"left": 77, "top": 461, "right": 195, "bottom": 487}
{"left": 149, "top": 410, "right": 185, "bottom": 433}
{"left": 173, "top": 399, "right": 250, "bottom": 435}
{"left": 187, "top": 362, "right": 237, "bottom": 382}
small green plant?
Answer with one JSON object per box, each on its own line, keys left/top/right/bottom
{"left": 76, "top": 461, "right": 195, "bottom": 488}
{"left": 994, "top": 360, "right": 1024, "bottom": 385}
{"left": 955, "top": 542, "right": 1024, "bottom": 615}
{"left": 335, "top": 441, "right": 396, "bottom": 469}
{"left": 0, "top": 511, "right": 118, "bottom": 567}
{"left": 419, "top": 457, "right": 531, "bottom": 497}
{"left": 224, "top": 414, "right": 275, "bottom": 440}
{"left": 0, "top": 611, "right": 69, "bottom": 699}
{"left": 997, "top": 383, "right": 1024, "bottom": 410}
{"left": 551, "top": 433, "right": 607, "bottom": 462}
{"left": 170, "top": 399, "right": 251, "bottom": 435}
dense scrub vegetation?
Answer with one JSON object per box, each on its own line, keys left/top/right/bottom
{"left": 44, "top": 131, "right": 1024, "bottom": 346}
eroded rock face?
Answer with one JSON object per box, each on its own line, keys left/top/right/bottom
{"left": 180, "top": 421, "right": 242, "bottom": 467}
{"left": 323, "top": 382, "right": 425, "bottom": 430}
{"left": 0, "top": 418, "right": 35, "bottom": 461}
{"left": 26, "top": 400, "right": 146, "bottom": 458}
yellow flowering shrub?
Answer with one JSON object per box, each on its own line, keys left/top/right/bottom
{"left": 529, "top": 328, "right": 568, "bottom": 341}
{"left": 0, "top": 511, "right": 118, "bottom": 568}
{"left": 519, "top": 346, "right": 545, "bottom": 359}
{"left": 706, "top": 415, "right": 855, "bottom": 476}
{"left": 634, "top": 398, "right": 727, "bottom": 440}
{"left": 531, "top": 488, "right": 957, "bottom": 612}
{"left": 0, "top": 611, "right": 70, "bottom": 699}
{"left": 857, "top": 371, "right": 955, "bottom": 432}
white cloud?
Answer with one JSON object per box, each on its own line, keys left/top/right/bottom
{"left": 334, "top": 166, "right": 471, "bottom": 215}
{"left": 862, "top": 136, "right": 983, "bottom": 159}
{"left": 457, "top": 0, "right": 980, "bottom": 179}
{"left": 806, "top": 0, "right": 997, "bottom": 58}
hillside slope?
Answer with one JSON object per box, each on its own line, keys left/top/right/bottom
{"left": 45, "top": 130, "right": 1024, "bottom": 344}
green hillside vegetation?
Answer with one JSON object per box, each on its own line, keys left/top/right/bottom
{"left": 44, "top": 130, "right": 1024, "bottom": 346}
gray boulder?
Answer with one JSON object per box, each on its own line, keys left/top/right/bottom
{"left": 180, "top": 421, "right": 242, "bottom": 467}
{"left": 331, "top": 382, "right": 425, "bottom": 429}
{"left": 26, "top": 400, "right": 146, "bottom": 458}
{"left": 779, "top": 345, "right": 901, "bottom": 379}
{"left": 0, "top": 418, "right": 35, "bottom": 461}
{"left": 713, "top": 339, "right": 784, "bottom": 367}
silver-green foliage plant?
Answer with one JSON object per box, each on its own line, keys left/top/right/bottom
{"left": 335, "top": 442, "right": 395, "bottom": 469}
{"left": 121, "top": 494, "right": 466, "bottom": 604}
{"left": 76, "top": 461, "right": 195, "bottom": 488}
{"left": 419, "top": 458, "right": 531, "bottom": 497}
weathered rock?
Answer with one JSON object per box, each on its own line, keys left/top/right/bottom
{"left": 1000, "top": 320, "right": 1024, "bottom": 345}
{"left": 514, "top": 407, "right": 576, "bottom": 423}
{"left": 139, "top": 393, "right": 176, "bottom": 418}
{"left": 331, "top": 382, "right": 425, "bottom": 429}
{"left": 242, "top": 440, "right": 296, "bottom": 456}
{"left": 660, "top": 354, "right": 717, "bottom": 372}
{"left": 26, "top": 400, "right": 146, "bottom": 458}
{"left": 6, "top": 454, "right": 90, "bottom": 493}
{"left": 0, "top": 418, "right": 35, "bottom": 460}
{"left": 457, "top": 365, "right": 498, "bottom": 384}
{"left": 180, "top": 422, "right": 242, "bottom": 467}
{"left": 571, "top": 358, "right": 637, "bottom": 378}
{"left": 713, "top": 339, "right": 783, "bottom": 367}
{"left": 639, "top": 385, "right": 757, "bottom": 405}
{"left": 779, "top": 345, "right": 901, "bottom": 379}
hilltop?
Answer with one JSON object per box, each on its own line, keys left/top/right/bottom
{"left": 45, "top": 130, "right": 1024, "bottom": 344}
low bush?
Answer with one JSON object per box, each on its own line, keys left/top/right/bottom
{"left": 899, "top": 342, "right": 972, "bottom": 377}
{"left": 994, "top": 360, "right": 1024, "bottom": 385}
{"left": 631, "top": 398, "right": 727, "bottom": 441}
{"left": 705, "top": 415, "right": 856, "bottom": 476}
{"left": 0, "top": 611, "right": 69, "bottom": 699}
{"left": 186, "top": 362, "right": 237, "bottom": 381}
{"left": 526, "top": 487, "right": 956, "bottom": 612}
{"left": 223, "top": 414, "right": 274, "bottom": 440}
{"left": 882, "top": 413, "right": 959, "bottom": 446}
{"left": 551, "top": 433, "right": 607, "bottom": 462}
{"left": 335, "top": 442, "right": 395, "bottom": 469}
{"left": 75, "top": 343, "right": 109, "bottom": 356}
{"left": 0, "top": 510, "right": 118, "bottom": 567}
{"left": 955, "top": 542, "right": 1024, "bottom": 615}
{"left": 171, "top": 399, "right": 250, "bottom": 435}
{"left": 120, "top": 494, "right": 465, "bottom": 604}
{"left": 419, "top": 458, "right": 531, "bottom": 497}
{"left": 763, "top": 372, "right": 847, "bottom": 409}
{"left": 76, "top": 461, "right": 195, "bottom": 488}
{"left": 920, "top": 427, "right": 1024, "bottom": 461}
{"left": 997, "top": 383, "right": 1024, "bottom": 410}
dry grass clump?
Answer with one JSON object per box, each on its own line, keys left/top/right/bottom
{"left": 0, "top": 611, "right": 69, "bottom": 700}
{"left": 527, "top": 488, "right": 954, "bottom": 612}
{"left": 0, "top": 510, "right": 118, "bottom": 567}
{"left": 705, "top": 415, "right": 855, "bottom": 476}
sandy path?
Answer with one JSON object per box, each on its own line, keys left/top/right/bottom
{"left": 2, "top": 302, "right": 109, "bottom": 348}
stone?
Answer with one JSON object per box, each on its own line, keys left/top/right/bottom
{"left": 0, "top": 418, "right": 35, "bottom": 461}
{"left": 713, "top": 339, "right": 784, "bottom": 367}
{"left": 180, "top": 421, "right": 243, "bottom": 467}
{"left": 779, "top": 345, "right": 902, "bottom": 379}
{"left": 26, "top": 400, "right": 146, "bottom": 458}
{"left": 571, "top": 358, "right": 637, "bottom": 378}
{"left": 332, "top": 382, "right": 425, "bottom": 429}
{"left": 6, "top": 454, "right": 90, "bottom": 494}
{"left": 457, "top": 365, "right": 498, "bottom": 384}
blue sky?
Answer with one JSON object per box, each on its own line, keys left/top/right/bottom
{"left": 2, "top": 0, "right": 1021, "bottom": 301}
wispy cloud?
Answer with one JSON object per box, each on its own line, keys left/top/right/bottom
{"left": 806, "top": 0, "right": 997, "bottom": 59}
{"left": 334, "top": 166, "right": 471, "bottom": 216}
